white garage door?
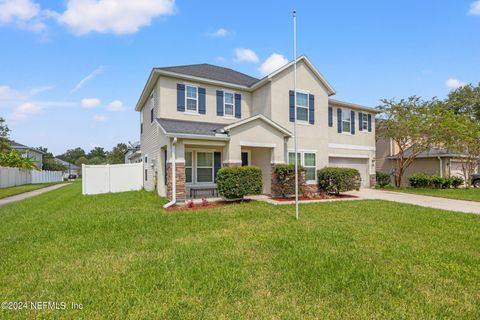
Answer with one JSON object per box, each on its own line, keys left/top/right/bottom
{"left": 329, "top": 157, "right": 369, "bottom": 188}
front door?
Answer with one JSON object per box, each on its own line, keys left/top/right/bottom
{"left": 241, "top": 152, "right": 249, "bottom": 167}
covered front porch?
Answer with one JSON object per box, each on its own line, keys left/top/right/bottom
{"left": 160, "top": 115, "right": 292, "bottom": 201}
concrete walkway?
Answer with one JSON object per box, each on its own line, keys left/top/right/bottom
{"left": 0, "top": 183, "right": 70, "bottom": 207}
{"left": 350, "top": 188, "right": 480, "bottom": 215}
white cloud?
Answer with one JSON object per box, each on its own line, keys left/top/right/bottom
{"left": 208, "top": 28, "right": 229, "bottom": 37}
{"left": 445, "top": 78, "right": 466, "bottom": 90}
{"left": 72, "top": 66, "right": 105, "bottom": 92}
{"left": 81, "top": 98, "right": 101, "bottom": 108}
{"left": 107, "top": 100, "right": 126, "bottom": 112}
{"left": 93, "top": 115, "right": 108, "bottom": 122}
{"left": 468, "top": 1, "right": 480, "bottom": 15}
{"left": 9, "top": 102, "right": 42, "bottom": 121}
{"left": 233, "top": 48, "right": 259, "bottom": 63}
{"left": 0, "top": 0, "right": 50, "bottom": 32}
{"left": 0, "top": 85, "right": 53, "bottom": 106}
{"left": 57, "top": 0, "right": 175, "bottom": 35}
{"left": 258, "top": 53, "right": 288, "bottom": 76}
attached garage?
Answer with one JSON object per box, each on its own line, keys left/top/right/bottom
{"left": 329, "top": 157, "right": 370, "bottom": 187}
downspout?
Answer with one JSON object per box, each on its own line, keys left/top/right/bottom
{"left": 437, "top": 156, "right": 443, "bottom": 178}
{"left": 163, "top": 137, "right": 177, "bottom": 208}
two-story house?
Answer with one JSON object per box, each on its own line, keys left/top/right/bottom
{"left": 135, "top": 55, "right": 379, "bottom": 201}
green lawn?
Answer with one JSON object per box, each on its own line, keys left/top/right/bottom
{"left": 385, "top": 187, "right": 480, "bottom": 202}
{"left": 1, "top": 183, "right": 479, "bottom": 319}
{"left": 0, "top": 182, "right": 62, "bottom": 199}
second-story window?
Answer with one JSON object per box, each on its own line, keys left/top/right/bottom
{"left": 140, "top": 110, "right": 143, "bottom": 134}
{"left": 224, "top": 92, "right": 234, "bottom": 117}
{"left": 342, "top": 109, "right": 351, "bottom": 133}
{"left": 296, "top": 92, "right": 308, "bottom": 122}
{"left": 186, "top": 85, "right": 198, "bottom": 113}
{"left": 361, "top": 113, "right": 368, "bottom": 131}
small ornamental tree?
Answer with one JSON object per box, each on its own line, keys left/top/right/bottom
{"left": 0, "top": 149, "right": 38, "bottom": 170}
{"left": 216, "top": 166, "right": 262, "bottom": 199}
{"left": 271, "top": 164, "right": 305, "bottom": 198}
{"left": 318, "top": 167, "right": 361, "bottom": 195}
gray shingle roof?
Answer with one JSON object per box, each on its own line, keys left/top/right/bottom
{"left": 9, "top": 141, "right": 29, "bottom": 149}
{"left": 157, "top": 118, "right": 226, "bottom": 136}
{"left": 156, "top": 63, "right": 259, "bottom": 87}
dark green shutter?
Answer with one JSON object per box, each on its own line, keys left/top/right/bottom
{"left": 308, "top": 94, "right": 314, "bottom": 124}
{"left": 234, "top": 93, "right": 241, "bottom": 118}
{"left": 289, "top": 90, "right": 295, "bottom": 122}
{"left": 328, "top": 106, "right": 333, "bottom": 127}
{"left": 216, "top": 90, "right": 224, "bottom": 116}
{"left": 198, "top": 87, "right": 206, "bottom": 114}
{"left": 368, "top": 114, "right": 372, "bottom": 132}
{"left": 177, "top": 84, "right": 185, "bottom": 112}
{"left": 214, "top": 152, "right": 221, "bottom": 182}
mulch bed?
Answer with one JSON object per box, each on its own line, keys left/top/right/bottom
{"left": 272, "top": 194, "right": 358, "bottom": 202}
{"left": 165, "top": 199, "right": 251, "bottom": 212}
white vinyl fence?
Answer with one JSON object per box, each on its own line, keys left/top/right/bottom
{"left": 82, "top": 163, "right": 143, "bottom": 195}
{"left": 0, "top": 166, "right": 63, "bottom": 188}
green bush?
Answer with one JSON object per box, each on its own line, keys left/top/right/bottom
{"left": 317, "top": 167, "right": 361, "bottom": 195}
{"left": 409, "top": 174, "right": 461, "bottom": 189}
{"left": 216, "top": 166, "right": 263, "bottom": 199}
{"left": 376, "top": 171, "right": 391, "bottom": 188}
{"left": 451, "top": 176, "right": 464, "bottom": 188}
{"left": 271, "top": 164, "right": 305, "bottom": 198}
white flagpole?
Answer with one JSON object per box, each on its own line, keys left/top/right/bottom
{"left": 293, "top": 9, "right": 299, "bottom": 220}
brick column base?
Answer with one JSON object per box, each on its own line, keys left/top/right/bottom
{"left": 167, "top": 162, "right": 186, "bottom": 201}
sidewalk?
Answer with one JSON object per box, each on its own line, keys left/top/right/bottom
{"left": 0, "top": 183, "right": 70, "bottom": 207}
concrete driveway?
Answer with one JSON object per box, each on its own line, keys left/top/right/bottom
{"left": 350, "top": 188, "right": 480, "bottom": 215}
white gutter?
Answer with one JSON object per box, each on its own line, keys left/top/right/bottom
{"left": 163, "top": 137, "right": 178, "bottom": 208}
{"left": 438, "top": 156, "right": 443, "bottom": 178}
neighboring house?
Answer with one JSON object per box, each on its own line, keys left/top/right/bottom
{"left": 124, "top": 142, "right": 142, "bottom": 163}
{"left": 135, "top": 55, "right": 379, "bottom": 200}
{"left": 376, "top": 137, "right": 477, "bottom": 184}
{"left": 54, "top": 158, "right": 80, "bottom": 177}
{"left": 9, "top": 141, "right": 44, "bottom": 169}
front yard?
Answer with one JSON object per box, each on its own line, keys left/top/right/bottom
{"left": 386, "top": 187, "right": 480, "bottom": 202}
{"left": 1, "top": 183, "right": 479, "bottom": 319}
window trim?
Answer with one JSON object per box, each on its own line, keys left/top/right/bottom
{"left": 185, "top": 84, "right": 199, "bottom": 114}
{"left": 341, "top": 108, "right": 352, "bottom": 135}
{"left": 140, "top": 110, "right": 144, "bottom": 134}
{"left": 361, "top": 113, "right": 368, "bottom": 132}
{"left": 149, "top": 93, "right": 154, "bottom": 124}
{"left": 223, "top": 91, "right": 235, "bottom": 118}
{"left": 295, "top": 89, "right": 310, "bottom": 124}
{"left": 288, "top": 150, "right": 317, "bottom": 183}
{"left": 185, "top": 149, "right": 216, "bottom": 185}
{"left": 185, "top": 151, "right": 193, "bottom": 184}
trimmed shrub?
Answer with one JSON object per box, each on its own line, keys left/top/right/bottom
{"left": 451, "top": 176, "right": 464, "bottom": 188}
{"left": 317, "top": 167, "right": 361, "bottom": 195}
{"left": 376, "top": 171, "right": 391, "bottom": 188}
{"left": 271, "top": 164, "right": 305, "bottom": 198}
{"left": 216, "top": 166, "right": 263, "bottom": 199}
{"left": 409, "top": 173, "right": 432, "bottom": 188}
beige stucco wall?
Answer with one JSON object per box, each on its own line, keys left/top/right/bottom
{"left": 245, "top": 147, "right": 272, "bottom": 194}
{"left": 157, "top": 76, "right": 253, "bottom": 124}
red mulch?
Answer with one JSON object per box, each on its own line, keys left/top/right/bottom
{"left": 165, "top": 199, "right": 250, "bottom": 212}
{"left": 272, "top": 194, "right": 358, "bottom": 202}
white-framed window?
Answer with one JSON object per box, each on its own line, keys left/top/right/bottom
{"left": 342, "top": 109, "right": 351, "bottom": 133}
{"left": 361, "top": 113, "right": 368, "bottom": 131}
{"left": 224, "top": 91, "right": 235, "bottom": 117}
{"left": 185, "top": 151, "right": 193, "bottom": 183}
{"left": 288, "top": 151, "right": 317, "bottom": 182}
{"left": 140, "top": 110, "right": 144, "bottom": 134}
{"left": 296, "top": 91, "right": 309, "bottom": 122}
{"left": 149, "top": 93, "right": 154, "bottom": 123}
{"left": 196, "top": 152, "right": 214, "bottom": 183}
{"left": 185, "top": 85, "right": 198, "bottom": 113}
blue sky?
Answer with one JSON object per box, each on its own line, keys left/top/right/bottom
{"left": 0, "top": 0, "right": 479, "bottom": 155}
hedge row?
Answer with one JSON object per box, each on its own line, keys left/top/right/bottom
{"left": 409, "top": 173, "right": 464, "bottom": 189}
{"left": 271, "top": 164, "right": 305, "bottom": 197}
{"left": 317, "top": 167, "right": 361, "bottom": 195}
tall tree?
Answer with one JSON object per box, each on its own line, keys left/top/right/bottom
{"left": 377, "top": 96, "right": 444, "bottom": 187}
{"left": 106, "top": 143, "right": 127, "bottom": 164}
{"left": 88, "top": 147, "right": 106, "bottom": 160}
{"left": 437, "top": 111, "right": 480, "bottom": 187}
{"left": 57, "top": 147, "right": 86, "bottom": 164}
{"left": 445, "top": 83, "right": 480, "bottom": 121}
{"left": 0, "top": 117, "right": 11, "bottom": 153}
